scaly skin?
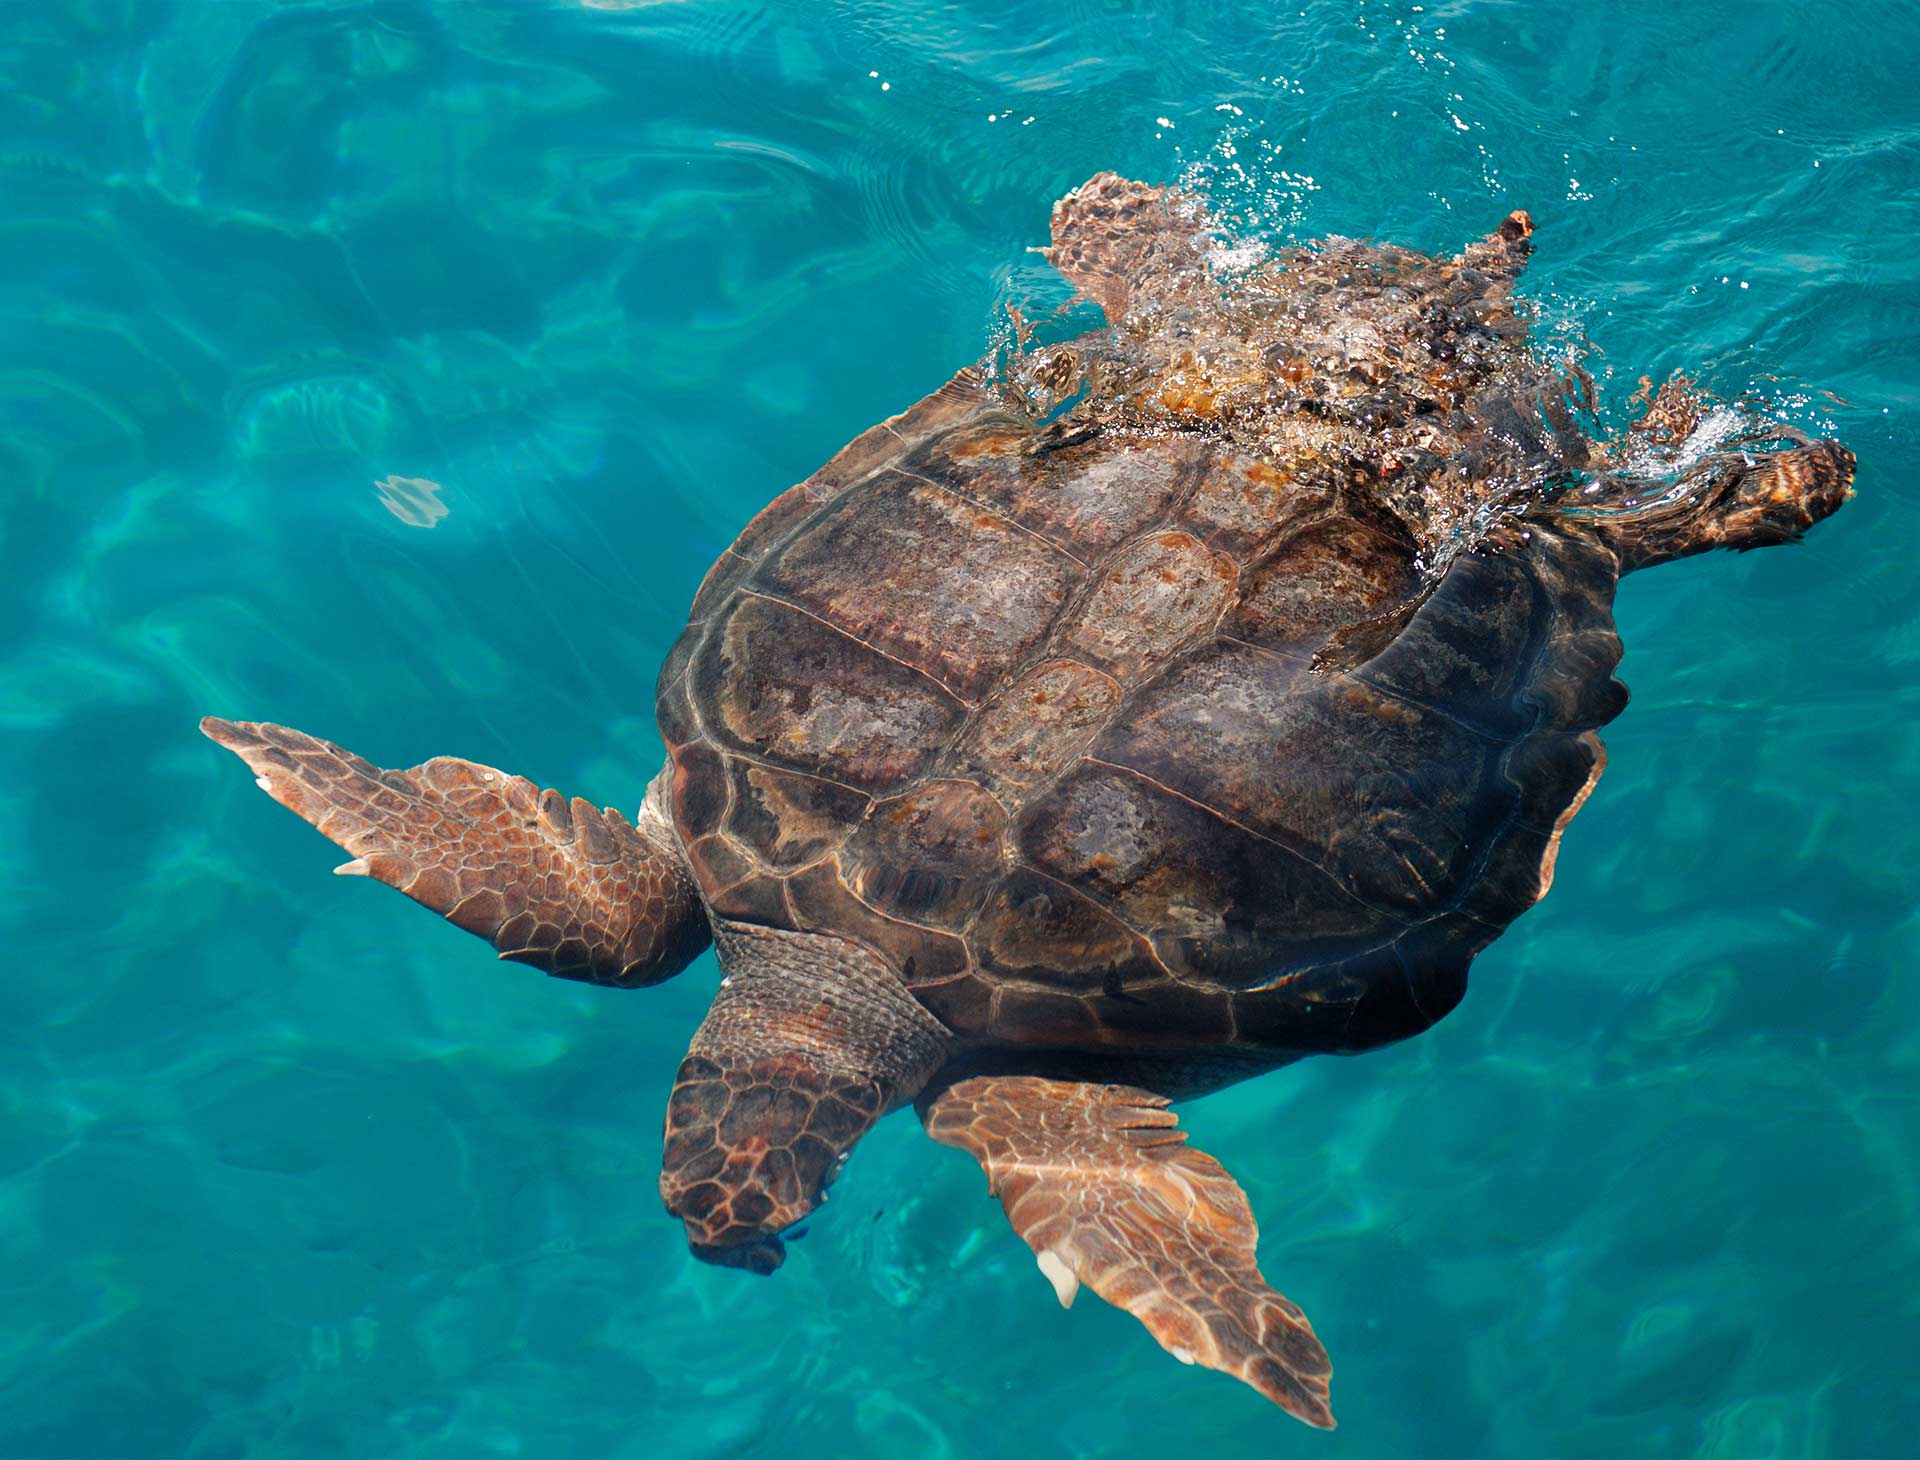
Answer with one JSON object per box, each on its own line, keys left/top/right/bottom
{"left": 1579, "top": 404, "right": 1856, "bottom": 568}
{"left": 659, "top": 922, "right": 950, "bottom": 1271}
{"left": 921, "top": 1073, "right": 1335, "bottom": 1428}
{"left": 200, "top": 718, "right": 709, "bottom": 986}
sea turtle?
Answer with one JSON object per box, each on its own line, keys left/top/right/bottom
{"left": 203, "top": 173, "right": 1852, "bottom": 1427}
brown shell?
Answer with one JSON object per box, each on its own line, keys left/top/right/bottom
{"left": 656, "top": 179, "right": 1628, "bottom": 1060}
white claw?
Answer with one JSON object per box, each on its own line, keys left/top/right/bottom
{"left": 333, "top": 859, "right": 370, "bottom": 877}
{"left": 1036, "top": 1249, "right": 1080, "bottom": 1310}
{"left": 254, "top": 776, "right": 273, "bottom": 793}
{"left": 1171, "top": 1346, "right": 1197, "bottom": 1366}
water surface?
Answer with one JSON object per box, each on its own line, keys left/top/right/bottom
{"left": 2, "top": 2, "right": 1916, "bottom": 1456}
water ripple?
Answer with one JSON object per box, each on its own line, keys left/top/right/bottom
{"left": 2, "top": 2, "right": 1914, "bottom": 1457}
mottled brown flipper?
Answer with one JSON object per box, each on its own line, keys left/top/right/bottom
{"left": 660, "top": 923, "right": 950, "bottom": 1274}
{"left": 1573, "top": 378, "right": 1855, "bottom": 571}
{"left": 921, "top": 1074, "right": 1335, "bottom": 1428}
{"left": 201, "top": 718, "right": 709, "bottom": 986}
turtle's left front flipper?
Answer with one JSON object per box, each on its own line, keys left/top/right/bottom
{"left": 920, "top": 1074, "right": 1335, "bottom": 1428}
{"left": 201, "top": 718, "right": 709, "bottom": 986}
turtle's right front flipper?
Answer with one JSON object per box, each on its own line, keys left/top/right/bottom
{"left": 201, "top": 718, "right": 709, "bottom": 986}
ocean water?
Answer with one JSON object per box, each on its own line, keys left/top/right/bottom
{"left": 3, "top": 1, "right": 1915, "bottom": 1456}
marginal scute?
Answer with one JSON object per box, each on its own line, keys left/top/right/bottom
{"left": 1424, "top": 726, "right": 1607, "bottom": 941}
{"left": 1508, "top": 523, "right": 1630, "bottom": 730}
{"left": 1233, "top": 940, "right": 1470, "bottom": 1053}
{"left": 730, "top": 486, "right": 834, "bottom": 564}
{"left": 654, "top": 638, "right": 703, "bottom": 749}
{"left": 683, "top": 830, "right": 754, "bottom": 898}
{"left": 991, "top": 986, "right": 1105, "bottom": 1045}
{"left": 1504, "top": 728, "right": 1609, "bottom": 833}
{"left": 911, "top": 970, "right": 997, "bottom": 1029}
{"left": 1091, "top": 981, "right": 1237, "bottom": 1046}
{"left": 1456, "top": 821, "right": 1560, "bottom": 928}
{"left": 807, "top": 366, "right": 990, "bottom": 498}
{"left": 702, "top": 864, "right": 793, "bottom": 928}
{"left": 669, "top": 742, "right": 731, "bottom": 849}
{"left": 1350, "top": 546, "right": 1538, "bottom": 736}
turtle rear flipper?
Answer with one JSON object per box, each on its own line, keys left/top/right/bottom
{"left": 660, "top": 923, "right": 951, "bottom": 1272}
{"left": 201, "top": 718, "right": 709, "bottom": 986}
{"left": 920, "top": 1074, "right": 1335, "bottom": 1429}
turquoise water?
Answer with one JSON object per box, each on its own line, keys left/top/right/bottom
{"left": 4, "top": 1, "right": 1916, "bottom": 1455}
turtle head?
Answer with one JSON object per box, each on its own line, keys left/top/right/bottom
{"left": 1014, "top": 183, "right": 1545, "bottom": 471}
